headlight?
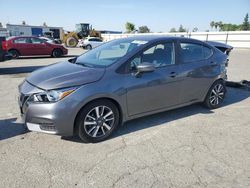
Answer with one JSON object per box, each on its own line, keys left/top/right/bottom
{"left": 28, "top": 87, "right": 76, "bottom": 103}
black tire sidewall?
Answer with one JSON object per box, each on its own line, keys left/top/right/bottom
{"left": 52, "top": 49, "right": 62, "bottom": 57}
{"left": 76, "top": 100, "right": 120, "bottom": 143}
{"left": 9, "top": 50, "right": 19, "bottom": 58}
{"left": 86, "top": 45, "right": 92, "bottom": 50}
{"left": 204, "top": 80, "right": 226, "bottom": 109}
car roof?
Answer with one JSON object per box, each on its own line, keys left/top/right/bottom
{"left": 114, "top": 35, "right": 206, "bottom": 44}
{"left": 8, "top": 36, "right": 39, "bottom": 40}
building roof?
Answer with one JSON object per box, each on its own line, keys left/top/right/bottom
{"left": 6, "top": 24, "right": 63, "bottom": 29}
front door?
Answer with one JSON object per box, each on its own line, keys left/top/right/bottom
{"left": 125, "top": 41, "right": 182, "bottom": 116}
{"left": 30, "top": 37, "right": 50, "bottom": 55}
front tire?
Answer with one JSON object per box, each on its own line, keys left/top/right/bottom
{"left": 52, "top": 49, "right": 62, "bottom": 58}
{"left": 76, "top": 100, "right": 120, "bottom": 143}
{"left": 203, "top": 80, "right": 226, "bottom": 109}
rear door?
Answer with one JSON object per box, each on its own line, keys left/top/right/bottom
{"left": 177, "top": 40, "right": 215, "bottom": 104}
{"left": 12, "top": 37, "right": 31, "bottom": 56}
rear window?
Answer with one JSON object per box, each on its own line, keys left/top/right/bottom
{"left": 180, "top": 42, "right": 213, "bottom": 63}
{"left": 13, "top": 38, "right": 27, "bottom": 44}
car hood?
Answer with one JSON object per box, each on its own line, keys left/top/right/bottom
{"left": 26, "top": 61, "right": 105, "bottom": 90}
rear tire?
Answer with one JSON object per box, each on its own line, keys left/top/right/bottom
{"left": 75, "top": 100, "right": 120, "bottom": 143}
{"left": 8, "top": 49, "right": 19, "bottom": 59}
{"left": 203, "top": 80, "right": 226, "bottom": 109}
{"left": 52, "top": 49, "right": 62, "bottom": 58}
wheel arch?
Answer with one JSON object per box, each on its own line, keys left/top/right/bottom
{"left": 52, "top": 48, "right": 63, "bottom": 53}
{"left": 202, "top": 78, "right": 226, "bottom": 101}
{"left": 8, "top": 48, "right": 21, "bottom": 55}
{"left": 73, "top": 97, "right": 123, "bottom": 135}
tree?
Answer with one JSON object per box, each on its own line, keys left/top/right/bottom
{"left": 43, "top": 22, "right": 48, "bottom": 27}
{"left": 0, "top": 22, "right": 3, "bottom": 28}
{"left": 125, "top": 22, "right": 135, "bottom": 33}
{"left": 218, "top": 21, "right": 223, "bottom": 31}
{"left": 241, "top": 13, "right": 250, "bottom": 30}
{"left": 192, "top": 27, "right": 198, "bottom": 32}
{"left": 214, "top": 22, "right": 219, "bottom": 31}
{"left": 220, "top": 23, "right": 240, "bottom": 31}
{"left": 169, "top": 28, "right": 177, "bottom": 32}
{"left": 22, "top": 21, "right": 26, "bottom": 25}
{"left": 178, "top": 25, "right": 186, "bottom": 32}
{"left": 138, "top": 25, "right": 150, "bottom": 33}
{"left": 210, "top": 21, "right": 215, "bottom": 30}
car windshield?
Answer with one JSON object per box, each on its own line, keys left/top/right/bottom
{"left": 75, "top": 38, "right": 149, "bottom": 68}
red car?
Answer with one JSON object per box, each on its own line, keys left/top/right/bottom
{"left": 2, "top": 36, "right": 68, "bottom": 58}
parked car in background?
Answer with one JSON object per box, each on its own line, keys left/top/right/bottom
{"left": 3, "top": 36, "right": 68, "bottom": 58}
{"left": 78, "top": 37, "right": 103, "bottom": 50}
{"left": 0, "top": 37, "right": 12, "bottom": 62}
{"left": 18, "top": 36, "right": 231, "bottom": 142}
{"left": 39, "top": 37, "right": 62, "bottom": 44}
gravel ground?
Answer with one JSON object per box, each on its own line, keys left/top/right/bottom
{"left": 0, "top": 48, "right": 250, "bottom": 188}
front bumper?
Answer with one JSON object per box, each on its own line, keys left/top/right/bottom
{"left": 18, "top": 81, "right": 76, "bottom": 136}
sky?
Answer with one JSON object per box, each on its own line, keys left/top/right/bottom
{"left": 0, "top": 0, "right": 249, "bottom": 32}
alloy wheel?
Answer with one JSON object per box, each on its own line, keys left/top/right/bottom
{"left": 209, "top": 83, "right": 225, "bottom": 106}
{"left": 83, "top": 106, "right": 115, "bottom": 138}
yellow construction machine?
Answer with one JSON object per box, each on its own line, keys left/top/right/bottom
{"left": 63, "top": 23, "right": 101, "bottom": 47}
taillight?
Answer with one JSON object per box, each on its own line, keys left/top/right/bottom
{"left": 2, "top": 41, "right": 7, "bottom": 51}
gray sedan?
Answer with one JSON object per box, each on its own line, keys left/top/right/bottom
{"left": 18, "top": 36, "right": 228, "bottom": 142}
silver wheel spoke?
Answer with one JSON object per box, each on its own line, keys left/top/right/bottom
{"left": 87, "top": 114, "right": 96, "bottom": 121}
{"left": 84, "top": 121, "right": 96, "bottom": 126}
{"left": 105, "top": 117, "right": 114, "bottom": 122}
{"left": 101, "top": 126, "right": 105, "bottom": 135}
{"left": 103, "top": 111, "right": 113, "bottom": 119}
{"left": 100, "top": 106, "right": 105, "bottom": 116}
{"left": 218, "top": 94, "right": 224, "bottom": 99}
{"left": 87, "top": 126, "right": 96, "bottom": 134}
{"left": 95, "top": 107, "right": 100, "bottom": 118}
{"left": 103, "top": 123, "right": 111, "bottom": 130}
{"left": 217, "top": 84, "right": 223, "bottom": 92}
{"left": 212, "top": 89, "right": 217, "bottom": 95}
{"left": 93, "top": 126, "right": 100, "bottom": 137}
{"left": 215, "top": 97, "right": 219, "bottom": 105}
{"left": 210, "top": 96, "right": 216, "bottom": 103}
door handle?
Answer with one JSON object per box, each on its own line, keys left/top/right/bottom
{"left": 169, "top": 72, "right": 177, "bottom": 78}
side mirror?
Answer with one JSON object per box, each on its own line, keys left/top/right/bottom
{"left": 135, "top": 62, "right": 155, "bottom": 77}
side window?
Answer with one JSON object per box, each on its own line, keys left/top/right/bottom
{"left": 130, "top": 42, "right": 175, "bottom": 70}
{"left": 180, "top": 42, "right": 213, "bottom": 63}
{"left": 203, "top": 46, "right": 213, "bottom": 59}
{"left": 31, "top": 38, "right": 43, "bottom": 44}
{"left": 13, "top": 38, "right": 27, "bottom": 44}
{"left": 180, "top": 43, "right": 204, "bottom": 63}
